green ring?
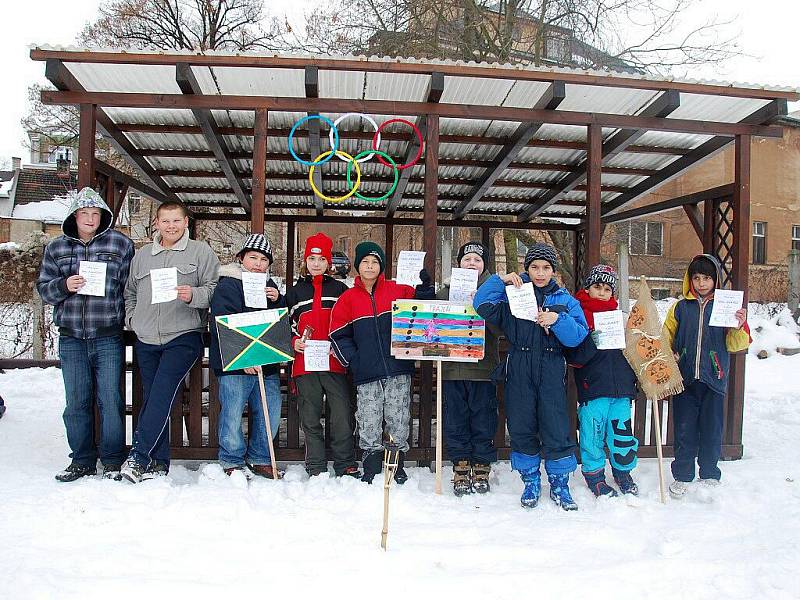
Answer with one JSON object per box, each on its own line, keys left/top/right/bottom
{"left": 346, "top": 150, "right": 399, "bottom": 203}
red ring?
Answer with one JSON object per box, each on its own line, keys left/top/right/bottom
{"left": 372, "top": 118, "right": 424, "bottom": 170}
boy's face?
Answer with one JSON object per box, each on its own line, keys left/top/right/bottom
{"left": 691, "top": 273, "right": 715, "bottom": 297}
{"left": 155, "top": 207, "right": 189, "bottom": 245}
{"left": 240, "top": 250, "right": 270, "bottom": 273}
{"left": 358, "top": 255, "right": 382, "bottom": 282}
{"left": 587, "top": 282, "right": 613, "bottom": 301}
{"left": 527, "top": 260, "right": 554, "bottom": 287}
{"left": 74, "top": 207, "right": 102, "bottom": 240}
{"left": 306, "top": 254, "right": 329, "bottom": 276}
{"left": 459, "top": 253, "right": 484, "bottom": 272}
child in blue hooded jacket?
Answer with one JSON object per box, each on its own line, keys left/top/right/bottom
{"left": 474, "top": 243, "right": 588, "bottom": 510}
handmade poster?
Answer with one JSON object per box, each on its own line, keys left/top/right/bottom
{"left": 241, "top": 271, "right": 269, "bottom": 308}
{"left": 304, "top": 340, "right": 331, "bottom": 372}
{"left": 507, "top": 282, "right": 539, "bottom": 321}
{"left": 391, "top": 300, "right": 485, "bottom": 362}
{"left": 150, "top": 267, "right": 178, "bottom": 304}
{"left": 709, "top": 289, "right": 744, "bottom": 328}
{"left": 593, "top": 310, "right": 626, "bottom": 350}
{"left": 215, "top": 308, "right": 293, "bottom": 371}
{"left": 395, "top": 251, "right": 426, "bottom": 286}
{"left": 77, "top": 261, "right": 106, "bottom": 297}
{"left": 623, "top": 278, "right": 684, "bottom": 401}
{"left": 448, "top": 268, "right": 479, "bottom": 303}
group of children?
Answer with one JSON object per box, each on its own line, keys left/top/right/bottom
{"left": 209, "top": 232, "right": 750, "bottom": 510}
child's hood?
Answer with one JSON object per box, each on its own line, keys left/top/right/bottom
{"left": 682, "top": 253, "right": 722, "bottom": 299}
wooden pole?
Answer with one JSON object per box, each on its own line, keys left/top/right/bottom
{"left": 251, "top": 109, "right": 268, "bottom": 234}
{"left": 256, "top": 365, "right": 280, "bottom": 479}
{"left": 651, "top": 398, "right": 666, "bottom": 504}
{"left": 435, "top": 358, "right": 443, "bottom": 495}
{"left": 584, "top": 123, "right": 603, "bottom": 270}
{"left": 78, "top": 103, "right": 96, "bottom": 190}
{"left": 381, "top": 439, "right": 400, "bottom": 550}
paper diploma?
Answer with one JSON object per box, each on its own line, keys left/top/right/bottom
{"left": 448, "top": 268, "right": 479, "bottom": 303}
{"left": 241, "top": 272, "right": 269, "bottom": 308}
{"left": 77, "top": 261, "right": 107, "bottom": 297}
{"left": 303, "top": 340, "right": 331, "bottom": 372}
{"left": 395, "top": 251, "right": 426, "bottom": 286}
{"left": 709, "top": 289, "right": 744, "bottom": 328}
{"left": 593, "top": 310, "right": 626, "bottom": 350}
{"left": 506, "top": 282, "right": 539, "bottom": 321}
{"left": 150, "top": 267, "right": 178, "bottom": 304}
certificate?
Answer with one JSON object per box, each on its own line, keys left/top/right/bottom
{"left": 593, "top": 310, "right": 626, "bottom": 350}
{"left": 395, "top": 251, "right": 426, "bottom": 286}
{"left": 303, "top": 340, "right": 331, "bottom": 372}
{"left": 709, "top": 289, "right": 744, "bottom": 328}
{"left": 241, "top": 272, "right": 269, "bottom": 308}
{"left": 448, "top": 268, "right": 479, "bottom": 303}
{"left": 77, "top": 261, "right": 107, "bottom": 297}
{"left": 506, "top": 282, "right": 539, "bottom": 321}
{"left": 150, "top": 267, "right": 178, "bottom": 304}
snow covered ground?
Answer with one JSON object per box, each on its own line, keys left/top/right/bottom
{"left": 2, "top": 331, "right": 800, "bottom": 598}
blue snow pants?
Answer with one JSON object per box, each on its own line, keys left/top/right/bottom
{"left": 578, "top": 396, "right": 638, "bottom": 473}
{"left": 671, "top": 380, "right": 724, "bottom": 482}
{"left": 443, "top": 380, "right": 498, "bottom": 464}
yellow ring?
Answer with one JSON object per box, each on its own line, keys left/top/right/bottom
{"left": 308, "top": 151, "right": 361, "bottom": 203}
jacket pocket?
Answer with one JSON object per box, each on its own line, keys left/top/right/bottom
{"left": 176, "top": 263, "right": 199, "bottom": 286}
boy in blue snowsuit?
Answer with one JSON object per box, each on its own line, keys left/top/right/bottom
{"left": 567, "top": 265, "right": 639, "bottom": 497}
{"left": 473, "top": 243, "right": 588, "bottom": 510}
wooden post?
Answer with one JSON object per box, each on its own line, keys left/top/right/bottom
{"left": 703, "top": 197, "right": 715, "bottom": 254}
{"left": 651, "top": 398, "right": 667, "bottom": 504}
{"left": 286, "top": 219, "right": 296, "bottom": 287}
{"left": 78, "top": 104, "right": 96, "bottom": 190}
{"left": 423, "top": 114, "right": 439, "bottom": 469}
{"left": 789, "top": 250, "right": 800, "bottom": 318}
{"left": 481, "top": 226, "right": 494, "bottom": 273}
{"left": 618, "top": 240, "right": 630, "bottom": 312}
{"left": 435, "top": 359, "right": 443, "bottom": 495}
{"left": 584, "top": 123, "right": 602, "bottom": 270}
{"left": 385, "top": 221, "right": 394, "bottom": 279}
{"left": 256, "top": 366, "right": 280, "bottom": 478}
{"left": 251, "top": 109, "right": 268, "bottom": 234}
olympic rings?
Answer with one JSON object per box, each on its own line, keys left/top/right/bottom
{"left": 372, "top": 118, "right": 424, "bottom": 170}
{"left": 346, "top": 150, "right": 399, "bottom": 203}
{"left": 328, "top": 113, "right": 382, "bottom": 163}
{"left": 288, "top": 115, "right": 339, "bottom": 167}
{"left": 308, "top": 150, "right": 361, "bottom": 203}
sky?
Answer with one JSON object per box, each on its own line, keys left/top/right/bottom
{"left": 1, "top": 0, "right": 799, "bottom": 167}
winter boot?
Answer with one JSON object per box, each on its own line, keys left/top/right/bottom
{"left": 472, "top": 463, "right": 491, "bottom": 494}
{"left": 548, "top": 473, "right": 579, "bottom": 511}
{"left": 583, "top": 468, "right": 618, "bottom": 497}
{"left": 338, "top": 465, "right": 362, "bottom": 479}
{"left": 452, "top": 460, "right": 473, "bottom": 496}
{"left": 612, "top": 468, "right": 639, "bottom": 496}
{"left": 361, "top": 450, "right": 384, "bottom": 484}
{"left": 55, "top": 463, "right": 97, "bottom": 483}
{"left": 519, "top": 467, "right": 541, "bottom": 509}
{"left": 393, "top": 451, "right": 408, "bottom": 485}
{"left": 102, "top": 463, "right": 123, "bottom": 481}
{"left": 247, "top": 463, "right": 284, "bottom": 479}
{"left": 120, "top": 456, "right": 147, "bottom": 484}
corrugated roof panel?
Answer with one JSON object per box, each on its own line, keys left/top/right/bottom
{"left": 440, "top": 117, "right": 491, "bottom": 137}
{"left": 559, "top": 85, "right": 659, "bottom": 115}
{"left": 68, "top": 62, "right": 181, "bottom": 94}
{"left": 668, "top": 94, "right": 771, "bottom": 123}
{"left": 145, "top": 157, "right": 219, "bottom": 171}
{"left": 605, "top": 152, "right": 682, "bottom": 171}
{"left": 320, "top": 69, "right": 365, "bottom": 99}
{"left": 104, "top": 107, "right": 197, "bottom": 126}
{"left": 441, "top": 76, "right": 515, "bottom": 105}
{"left": 482, "top": 120, "right": 525, "bottom": 138}
{"left": 602, "top": 173, "right": 648, "bottom": 188}
{"left": 536, "top": 123, "right": 589, "bottom": 142}
{"left": 502, "top": 80, "right": 557, "bottom": 108}
{"left": 192, "top": 65, "right": 306, "bottom": 97}
{"left": 634, "top": 130, "right": 711, "bottom": 150}
{"left": 515, "top": 146, "right": 584, "bottom": 164}
{"left": 180, "top": 192, "right": 239, "bottom": 204}
{"left": 126, "top": 132, "right": 208, "bottom": 151}
{"left": 163, "top": 176, "right": 229, "bottom": 188}
{"left": 502, "top": 169, "right": 567, "bottom": 183}
{"left": 365, "top": 72, "right": 431, "bottom": 101}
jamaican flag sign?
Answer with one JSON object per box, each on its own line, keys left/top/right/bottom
{"left": 215, "top": 308, "right": 293, "bottom": 371}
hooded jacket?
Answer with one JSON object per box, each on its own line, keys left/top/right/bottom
{"left": 662, "top": 254, "right": 751, "bottom": 395}
{"left": 209, "top": 262, "right": 284, "bottom": 377}
{"left": 37, "top": 191, "right": 134, "bottom": 339}
{"left": 124, "top": 229, "right": 220, "bottom": 346}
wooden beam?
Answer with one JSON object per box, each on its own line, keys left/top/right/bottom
{"left": 44, "top": 59, "right": 179, "bottom": 203}
{"left": 683, "top": 204, "right": 704, "bottom": 241}
{"left": 251, "top": 109, "right": 268, "bottom": 234}
{"left": 94, "top": 159, "right": 176, "bottom": 205}
{"left": 703, "top": 196, "right": 715, "bottom": 253}
{"left": 601, "top": 184, "right": 734, "bottom": 224}
{"left": 40, "top": 90, "right": 785, "bottom": 138}
{"left": 305, "top": 66, "right": 323, "bottom": 216}
{"left": 602, "top": 99, "right": 788, "bottom": 215}
{"left": 31, "top": 48, "right": 800, "bottom": 101}
{"left": 77, "top": 104, "right": 96, "bottom": 190}
{"left": 585, "top": 123, "right": 603, "bottom": 270}
{"left": 454, "top": 81, "right": 566, "bottom": 219}
{"left": 423, "top": 114, "right": 439, "bottom": 283}
{"left": 519, "top": 90, "right": 681, "bottom": 221}
{"left": 384, "top": 222, "right": 394, "bottom": 279}
{"left": 386, "top": 72, "right": 444, "bottom": 217}
{"left": 175, "top": 62, "right": 250, "bottom": 211}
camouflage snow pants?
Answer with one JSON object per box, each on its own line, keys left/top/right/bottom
{"left": 355, "top": 374, "right": 412, "bottom": 453}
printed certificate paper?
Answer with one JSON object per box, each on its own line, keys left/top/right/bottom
{"left": 709, "top": 289, "right": 744, "bottom": 328}
{"left": 241, "top": 271, "right": 269, "bottom": 308}
{"left": 150, "top": 267, "right": 178, "bottom": 304}
{"left": 448, "top": 268, "right": 479, "bottom": 303}
{"left": 506, "top": 282, "right": 539, "bottom": 321}
{"left": 593, "top": 310, "right": 626, "bottom": 350}
{"left": 77, "top": 261, "right": 107, "bottom": 297}
{"left": 395, "top": 251, "right": 426, "bottom": 286}
{"left": 303, "top": 340, "right": 331, "bottom": 372}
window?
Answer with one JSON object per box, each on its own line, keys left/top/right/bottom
{"left": 47, "top": 147, "right": 73, "bottom": 164}
{"left": 628, "top": 222, "right": 663, "bottom": 256}
{"left": 753, "top": 221, "right": 767, "bottom": 265}
{"left": 792, "top": 225, "right": 800, "bottom": 252}
{"left": 127, "top": 194, "right": 141, "bottom": 215}
{"left": 544, "top": 36, "right": 570, "bottom": 62}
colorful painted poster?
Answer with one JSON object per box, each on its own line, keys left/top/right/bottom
{"left": 215, "top": 308, "right": 293, "bottom": 371}
{"left": 390, "top": 300, "right": 485, "bottom": 362}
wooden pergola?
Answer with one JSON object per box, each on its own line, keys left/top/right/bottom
{"left": 27, "top": 47, "right": 799, "bottom": 462}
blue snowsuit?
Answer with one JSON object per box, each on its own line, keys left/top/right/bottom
{"left": 473, "top": 275, "right": 588, "bottom": 476}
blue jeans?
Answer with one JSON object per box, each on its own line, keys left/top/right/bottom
{"left": 217, "top": 372, "right": 282, "bottom": 468}
{"left": 59, "top": 334, "right": 126, "bottom": 467}
{"left": 578, "top": 397, "right": 638, "bottom": 473}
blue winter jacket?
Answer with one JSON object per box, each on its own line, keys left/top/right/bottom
{"left": 566, "top": 337, "right": 638, "bottom": 404}
{"left": 37, "top": 193, "right": 134, "bottom": 339}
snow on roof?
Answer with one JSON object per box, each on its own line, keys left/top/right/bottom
{"left": 12, "top": 194, "right": 72, "bottom": 223}
{"left": 0, "top": 179, "right": 13, "bottom": 196}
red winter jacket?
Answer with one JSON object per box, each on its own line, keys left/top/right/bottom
{"left": 285, "top": 274, "right": 349, "bottom": 377}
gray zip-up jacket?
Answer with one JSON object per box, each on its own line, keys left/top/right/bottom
{"left": 124, "top": 230, "right": 220, "bottom": 346}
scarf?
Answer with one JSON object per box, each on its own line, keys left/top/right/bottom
{"left": 574, "top": 288, "right": 618, "bottom": 331}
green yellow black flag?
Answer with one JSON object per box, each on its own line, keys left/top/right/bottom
{"left": 215, "top": 309, "right": 293, "bottom": 371}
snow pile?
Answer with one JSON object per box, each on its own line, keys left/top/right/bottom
{"left": 11, "top": 192, "right": 73, "bottom": 223}
{"left": 0, "top": 179, "right": 13, "bottom": 196}
{"left": 747, "top": 303, "right": 800, "bottom": 357}
{"left": 0, "top": 241, "right": 19, "bottom": 251}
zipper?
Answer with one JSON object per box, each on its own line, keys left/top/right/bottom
{"left": 81, "top": 241, "right": 88, "bottom": 339}
{"left": 694, "top": 298, "right": 707, "bottom": 379}
{"left": 370, "top": 286, "right": 390, "bottom": 379}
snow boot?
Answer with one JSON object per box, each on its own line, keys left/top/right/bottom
{"left": 393, "top": 451, "right": 408, "bottom": 485}
{"left": 548, "top": 473, "right": 578, "bottom": 511}
{"left": 452, "top": 460, "right": 473, "bottom": 496}
{"left": 247, "top": 463, "right": 284, "bottom": 479}
{"left": 583, "top": 468, "right": 618, "bottom": 497}
{"left": 612, "top": 468, "right": 639, "bottom": 496}
{"left": 669, "top": 480, "right": 689, "bottom": 499}
{"left": 141, "top": 461, "right": 169, "bottom": 480}
{"left": 472, "top": 463, "right": 491, "bottom": 494}
{"left": 55, "top": 463, "right": 97, "bottom": 483}
{"left": 361, "top": 450, "right": 384, "bottom": 484}
{"left": 102, "top": 463, "right": 123, "bottom": 481}
{"left": 519, "top": 467, "right": 541, "bottom": 509}
{"left": 120, "top": 457, "right": 147, "bottom": 484}
{"left": 700, "top": 478, "right": 720, "bottom": 487}
{"left": 338, "top": 465, "right": 362, "bottom": 479}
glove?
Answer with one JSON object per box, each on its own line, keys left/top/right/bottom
{"left": 590, "top": 330, "right": 601, "bottom": 345}
{"left": 419, "top": 268, "right": 431, "bottom": 287}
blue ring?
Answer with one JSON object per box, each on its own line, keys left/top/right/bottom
{"left": 288, "top": 115, "right": 339, "bottom": 166}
